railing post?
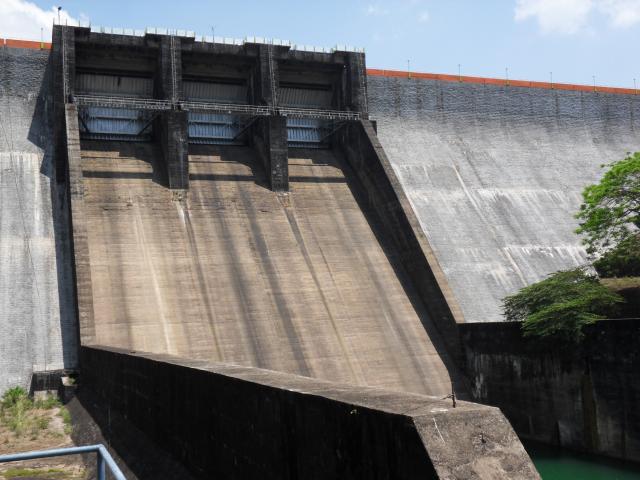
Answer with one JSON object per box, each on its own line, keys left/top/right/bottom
{"left": 97, "top": 451, "right": 106, "bottom": 480}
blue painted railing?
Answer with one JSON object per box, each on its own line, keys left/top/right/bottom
{"left": 0, "top": 444, "right": 126, "bottom": 480}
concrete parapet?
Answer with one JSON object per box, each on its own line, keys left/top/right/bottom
{"left": 80, "top": 345, "right": 540, "bottom": 479}
{"left": 335, "top": 120, "right": 465, "bottom": 364}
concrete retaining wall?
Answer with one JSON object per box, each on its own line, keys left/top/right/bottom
{"left": 460, "top": 320, "right": 640, "bottom": 462}
{"left": 0, "top": 45, "right": 76, "bottom": 393}
{"left": 80, "top": 345, "right": 540, "bottom": 480}
{"left": 368, "top": 74, "right": 640, "bottom": 323}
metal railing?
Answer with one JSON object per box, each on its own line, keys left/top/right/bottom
{"left": 278, "top": 107, "right": 361, "bottom": 121}
{"left": 73, "top": 95, "right": 361, "bottom": 121}
{"left": 180, "top": 101, "right": 272, "bottom": 116}
{"left": 0, "top": 444, "right": 126, "bottom": 480}
{"left": 74, "top": 95, "right": 172, "bottom": 111}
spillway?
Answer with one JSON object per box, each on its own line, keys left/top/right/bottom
{"left": 79, "top": 140, "right": 461, "bottom": 396}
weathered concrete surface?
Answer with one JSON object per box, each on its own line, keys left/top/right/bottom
{"left": 0, "top": 46, "right": 76, "bottom": 393}
{"left": 337, "top": 120, "right": 465, "bottom": 366}
{"left": 368, "top": 75, "right": 640, "bottom": 323}
{"left": 461, "top": 320, "right": 640, "bottom": 463}
{"left": 77, "top": 141, "right": 462, "bottom": 397}
{"left": 81, "top": 345, "right": 540, "bottom": 480}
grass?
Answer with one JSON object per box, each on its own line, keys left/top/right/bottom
{"left": 58, "top": 407, "right": 72, "bottom": 435}
{"left": 4, "top": 467, "right": 64, "bottom": 478}
{"left": 34, "top": 395, "right": 61, "bottom": 410}
{"left": 1, "top": 392, "right": 35, "bottom": 437}
{"left": 3, "top": 467, "right": 79, "bottom": 479}
{"left": 0, "top": 388, "right": 69, "bottom": 438}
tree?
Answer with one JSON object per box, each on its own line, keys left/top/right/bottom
{"left": 502, "top": 269, "right": 623, "bottom": 341}
{"left": 593, "top": 235, "right": 640, "bottom": 278}
{"left": 576, "top": 152, "right": 640, "bottom": 256}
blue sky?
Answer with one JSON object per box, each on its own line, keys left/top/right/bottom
{"left": 2, "top": 0, "right": 639, "bottom": 88}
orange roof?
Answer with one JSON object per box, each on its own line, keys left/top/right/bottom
{"left": 2, "top": 38, "right": 52, "bottom": 50}
{"left": 367, "top": 68, "right": 638, "bottom": 95}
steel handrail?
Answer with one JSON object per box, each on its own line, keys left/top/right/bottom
{"left": 74, "top": 95, "right": 172, "bottom": 111}
{"left": 180, "top": 101, "right": 272, "bottom": 116}
{"left": 0, "top": 444, "right": 126, "bottom": 480}
{"left": 73, "top": 95, "right": 362, "bottom": 120}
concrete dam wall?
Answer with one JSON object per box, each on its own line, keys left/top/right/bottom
{"left": 0, "top": 44, "right": 76, "bottom": 393}
{"left": 368, "top": 74, "right": 640, "bottom": 323}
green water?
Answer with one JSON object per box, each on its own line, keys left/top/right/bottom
{"left": 525, "top": 442, "right": 640, "bottom": 479}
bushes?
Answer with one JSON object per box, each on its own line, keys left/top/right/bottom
{"left": 502, "top": 269, "right": 624, "bottom": 341}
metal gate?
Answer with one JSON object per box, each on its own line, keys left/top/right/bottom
{"left": 287, "top": 118, "right": 330, "bottom": 148}
{"left": 76, "top": 73, "right": 154, "bottom": 140}
{"left": 185, "top": 80, "right": 248, "bottom": 144}
{"left": 78, "top": 107, "right": 154, "bottom": 141}
{"left": 188, "top": 113, "right": 243, "bottom": 145}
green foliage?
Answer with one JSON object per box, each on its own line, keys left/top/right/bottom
{"left": 502, "top": 269, "right": 624, "bottom": 341}
{"left": 593, "top": 235, "right": 640, "bottom": 278}
{"left": 1, "top": 388, "right": 33, "bottom": 436}
{"left": 576, "top": 152, "right": 640, "bottom": 255}
{"left": 0, "top": 387, "right": 65, "bottom": 438}
{"left": 1, "top": 387, "right": 29, "bottom": 409}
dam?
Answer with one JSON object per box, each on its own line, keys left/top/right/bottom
{"left": 1, "top": 22, "right": 638, "bottom": 479}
